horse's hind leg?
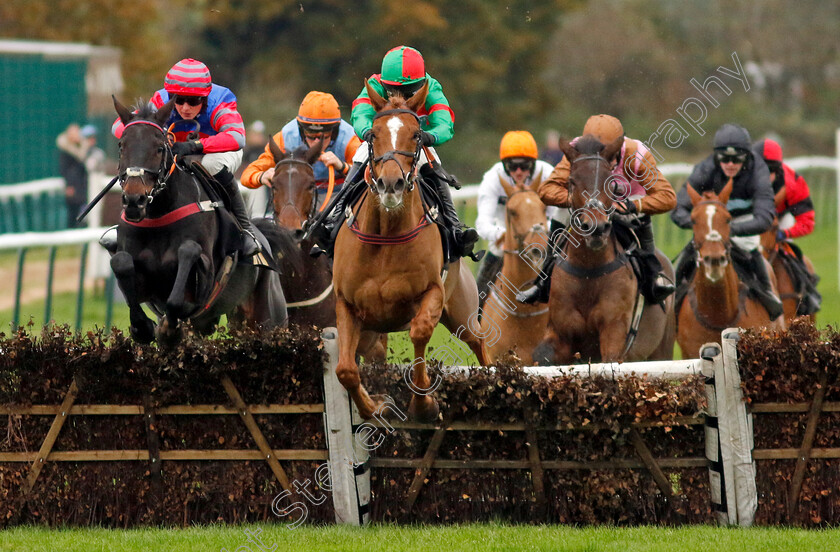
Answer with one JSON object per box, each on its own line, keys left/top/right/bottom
{"left": 242, "top": 270, "right": 288, "bottom": 329}
{"left": 408, "top": 286, "right": 445, "bottom": 423}
{"left": 166, "top": 241, "right": 202, "bottom": 317}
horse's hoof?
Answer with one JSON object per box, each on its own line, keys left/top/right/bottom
{"left": 408, "top": 395, "right": 440, "bottom": 424}
{"left": 155, "top": 318, "right": 182, "bottom": 349}
{"left": 130, "top": 319, "right": 155, "bottom": 344}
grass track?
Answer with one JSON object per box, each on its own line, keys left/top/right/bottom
{"left": 2, "top": 523, "right": 839, "bottom": 552}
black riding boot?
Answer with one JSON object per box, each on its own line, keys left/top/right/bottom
{"left": 419, "top": 164, "right": 481, "bottom": 262}
{"left": 634, "top": 218, "right": 675, "bottom": 303}
{"left": 515, "top": 220, "right": 565, "bottom": 305}
{"left": 216, "top": 168, "right": 259, "bottom": 256}
{"left": 306, "top": 161, "right": 364, "bottom": 255}
{"left": 476, "top": 252, "right": 503, "bottom": 310}
{"left": 672, "top": 241, "right": 697, "bottom": 313}
{"left": 749, "top": 248, "right": 785, "bottom": 320}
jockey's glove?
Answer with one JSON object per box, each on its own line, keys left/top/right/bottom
{"left": 363, "top": 129, "right": 374, "bottom": 143}
{"left": 615, "top": 198, "right": 637, "bottom": 214}
{"left": 171, "top": 139, "right": 203, "bottom": 158}
{"left": 419, "top": 131, "right": 436, "bottom": 146}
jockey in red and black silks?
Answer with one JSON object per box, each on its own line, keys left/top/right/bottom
{"left": 753, "top": 138, "right": 815, "bottom": 240}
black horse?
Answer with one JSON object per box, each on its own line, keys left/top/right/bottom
{"left": 110, "top": 97, "right": 287, "bottom": 345}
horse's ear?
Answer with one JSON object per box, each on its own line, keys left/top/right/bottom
{"left": 304, "top": 139, "right": 322, "bottom": 165}
{"left": 268, "top": 133, "right": 284, "bottom": 163}
{"left": 603, "top": 134, "right": 624, "bottom": 163}
{"left": 559, "top": 138, "right": 577, "bottom": 164}
{"left": 529, "top": 172, "right": 543, "bottom": 194}
{"left": 405, "top": 80, "right": 429, "bottom": 113}
{"left": 498, "top": 174, "right": 516, "bottom": 199}
{"left": 113, "top": 95, "right": 133, "bottom": 125}
{"left": 155, "top": 97, "right": 176, "bottom": 125}
{"left": 365, "top": 79, "right": 387, "bottom": 111}
{"left": 718, "top": 177, "right": 734, "bottom": 205}
{"left": 686, "top": 182, "right": 702, "bottom": 206}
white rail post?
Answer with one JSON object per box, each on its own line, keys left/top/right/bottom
{"left": 700, "top": 342, "right": 730, "bottom": 525}
{"left": 720, "top": 328, "right": 757, "bottom": 526}
{"left": 321, "top": 327, "right": 371, "bottom": 525}
{"left": 835, "top": 127, "right": 840, "bottom": 291}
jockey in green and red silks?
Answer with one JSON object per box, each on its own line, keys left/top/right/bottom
{"left": 351, "top": 46, "right": 454, "bottom": 147}
{"left": 343, "top": 45, "right": 480, "bottom": 262}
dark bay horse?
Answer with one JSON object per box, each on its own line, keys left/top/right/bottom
{"left": 480, "top": 179, "right": 550, "bottom": 364}
{"left": 111, "top": 97, "right": 287, "bottom": 345}
{"left": 534, "top": 135, "right": 675, "bottom": 364}
{"left": 266, "top": 140, "right": 387, "bottom": 359}
{"left": 677, "top": 180, "right": 784, "bottom": 357}
{"left": 332, "top": 82, "right": 486, "bottom": 421}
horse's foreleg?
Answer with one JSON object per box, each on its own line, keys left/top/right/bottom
{"left": 599, "top": 318, "right": 631, "bottom": 362}
{"left": 335, "top": 297, "right": 380, "bottom": 420}
{"left": 166, "top": 241, "right": 202, "bottom": 318}
{"left": 111, "top": 251, "right": 155, "bottom": 344}
{"left": 408, "top": 286, "right": 445, "bottom": 422}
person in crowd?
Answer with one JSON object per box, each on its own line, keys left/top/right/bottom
{"left": 57, "top": 122, "right": 89, "bottom": 228}
{"left": 670, "top": 123, "right": 782, "bottom": 319}
{"left": 475, "top": 130, "right": 568, "bottom": 307}
{"left": 111, "top": 58, "right": 258, "bottom": 255}
{"left": 541, "top": 129, "right": 564, "bottom": 166}
{"left": 240, "top": 91, "right": 360, "bottom": 210}
{"left": 519, "top": 114, "right": 676, "bottom": 305}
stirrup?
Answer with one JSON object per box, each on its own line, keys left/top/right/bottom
{"left": 242, "top": 229, "right": 260, "bottom": 257}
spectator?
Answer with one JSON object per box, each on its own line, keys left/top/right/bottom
{"left": 541, "top": 129, "right": 564, "bottom": 166}
{"left": 56, "top": 122, "right": 90, "bottom": 228}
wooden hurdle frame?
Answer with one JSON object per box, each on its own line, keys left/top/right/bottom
{"left": 320, "top": 327, "right": 758, "bottom": 527}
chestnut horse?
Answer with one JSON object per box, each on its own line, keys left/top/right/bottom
{"left": 677, "top": 180, "right": 785, "bottom": 357}
{"left": 332, "top": 81, "right": 486, "bottom": 421}
{"left": 759, "top": 221, "right": 818, "bottom": 324}
{"left": 534, "top": 135, "right": 675, "bottom": 364}
{"left": 266, "top": 140, "right": 388, "bottom": 359}
{"left": 480, "top": 180, "right": 550, "bottom": 364}
{"left": 110, "top": 97, "right": 287, "bottom": 345}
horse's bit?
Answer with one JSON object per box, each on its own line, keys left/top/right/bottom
{"left": 273, "top": 158, "right": 318, "bottom": 222}
{"left": 366, "top": 108, "right": 423, "bottom": 192}
{"left": 118, "top": 119, "right": 175, "bottom": 202}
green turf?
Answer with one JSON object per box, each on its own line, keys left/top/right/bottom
{"left": 1, "top": 523, "right": 838, "bottom": 552}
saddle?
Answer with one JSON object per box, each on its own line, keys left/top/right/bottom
{"left": 776, "top": 241, "right": 822, "bottom": 315}
{"left": 188, "top": 161, "right": 279, "bottom": 271}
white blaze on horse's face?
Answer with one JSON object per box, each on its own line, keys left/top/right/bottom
{"left": 387, "top": 116, "right": 403, "bottom": 150}
{"left": 379, "top": 115, "right": 406, "bottom": 210}
{"left": 699, "top": 204, "right": 728, "bottom": 282}
{"left": 705, "top": 205, "right": 716, "bottom": 234}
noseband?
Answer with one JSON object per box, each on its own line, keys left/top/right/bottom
{"left": 118, "top": 119, "right": 175, "bottom": 202}
{"left": 273, "top": 158, "right": 317, "bottom": 223}
{"left": 367, "top": 108, "right": 422, "bottom": 192}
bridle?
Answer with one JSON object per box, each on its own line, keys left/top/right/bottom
{"left": 272, "top": 157, "right": 317, "bottom": 223}
{"left": 568, "top": 153, "right": 614, "bottom": 213}
{"left": 366, "top": 108, "right": 422, "bottom": 192}
{"left": 118, "top": 119, "right": 175, "bottom": 202}
{"left": 501, "top": 190, "right": 548, "bottom": 256}
{"left": 692, "top": 198, "right": 732, "bottom": 266}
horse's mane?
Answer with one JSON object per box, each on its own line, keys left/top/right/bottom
{"left": 133, "top": 99, "right": 157, "bottom": 120}
{"left": 289, "top": 145, "right": 310, "bottom": 160}
{"left": 254, "top": 220, "right": 306, "bottom": 276}
{"left": 574, "top": 134, "right": 605, "bottom": 155}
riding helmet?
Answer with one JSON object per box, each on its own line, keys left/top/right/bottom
{"left": 713, "top": 123, "right": 752, "bottom": 155}
{"left": 164, "top": 58, "right": 212, "bottom": 97}
{"left": 297, "top": 91, "right": 341, "bottom": 136}
{"left": 582, "top": 114, "right": 624, "bottom": 144}
{"left": 380, "top": 46, "right": 427, "bottom": 97}
{"left": 499, "top": 131, "right": 538, "bottom": 160}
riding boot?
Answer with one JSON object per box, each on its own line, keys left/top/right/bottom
{"left": 99, "top": 225, "right": 118, "bottom": 254}
{"left": 476, "top": 252, "right": 503, "bottom": 310}
{"left": 634, "top": 217, "right": 675, "bottom": 303}
{"left": 306, "top": 161, "right": 364, "bottom": 254}
{"left": 749, "top": 248, "right": 785, "bottom": 320}
{"left": 419, "top": 164, "right": 482, "bottom": 262}
{"left": 216, "top": 167, "right": 259, "bottom": 256}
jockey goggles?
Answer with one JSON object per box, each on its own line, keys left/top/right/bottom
{"left": 174, "top": 95, "right": 204, "bottom": 107}
{"left": 383, "top": 79, "right": 425, "bottom": 98}
{"left": 504, "top": 159, "right": 535, "bottom": 172}
{"left": 715, "top": 151, "right": 747, "bottom": 164}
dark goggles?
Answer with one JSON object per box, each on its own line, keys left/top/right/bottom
{"left": 505, "top": 159, "right": 535, "bottom": 172}
{"left": 174, "top": 95, "right": 204, "bottom": 107}
{"left": 383, "top": 79, "right": 425, "bottom": 98}
{"left": 715, "top": 151, "right": 747, "bottom": 164}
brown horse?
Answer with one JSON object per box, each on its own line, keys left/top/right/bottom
{"left": 677, "top": 180, "right": 785, "bottom": 357}
{"left": 332, "top": 81, "right": 486, "bottom": 421}
{"left": 534, "top": 135, "right": 675, "bottom": 364}
{"left": 480, "top": 180, "right": 550, "bottom": 364}
{"left": 759, "top": 219, "right": 818, "bottom": 324}
{"left": 265, "top": 139, "right": 388, "bottom": 360}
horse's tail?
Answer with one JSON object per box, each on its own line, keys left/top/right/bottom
{"left": 253, "top": 218, "right": 305, "bottom": 276}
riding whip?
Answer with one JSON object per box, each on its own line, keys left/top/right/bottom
{"left": 75, "top": 174, "right": 120, "bottom": 223}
